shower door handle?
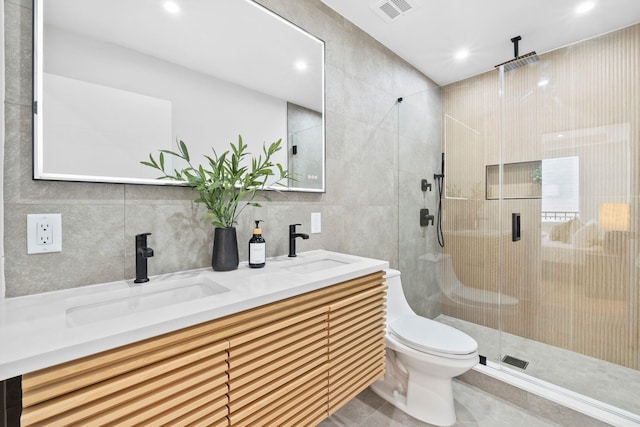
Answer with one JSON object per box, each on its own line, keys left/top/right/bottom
{"left": 512, "top": 213, "right": 521, "bottom": 242}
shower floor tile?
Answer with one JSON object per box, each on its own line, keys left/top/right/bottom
{"left": 436, "top": 314, "right": 640, "bottom": 418}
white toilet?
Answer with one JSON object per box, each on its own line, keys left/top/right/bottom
{"left": 371, "top": 269, "right": 479, "bottom": 427}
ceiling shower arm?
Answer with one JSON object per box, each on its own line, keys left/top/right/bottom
{"left": 511, "top": 35, "right": 522, "bottom": 58}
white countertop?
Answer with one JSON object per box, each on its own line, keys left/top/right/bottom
{"left": 0, "top": 250, "right": 388, "bottom": 380}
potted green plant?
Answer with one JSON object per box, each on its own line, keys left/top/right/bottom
{"left": 142, "top": 135, "right": 290, "bottom": 271}
{"left": 531, "top": 166, "right": 542, "bottom": 183}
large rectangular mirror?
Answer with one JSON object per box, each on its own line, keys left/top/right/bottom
{"left": 33, "top": 0, "right": 325, "bottom": 192}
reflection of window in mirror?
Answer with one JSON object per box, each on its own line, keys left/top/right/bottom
{"left": 541, "top": 156, "right": 579, "bottom": 222}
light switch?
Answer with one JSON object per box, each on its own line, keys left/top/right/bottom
{"left": 311, "top": 212, "right": 321, "bottom": 234}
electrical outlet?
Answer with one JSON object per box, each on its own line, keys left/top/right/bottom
{"left": 311, "top": 212, "right": 321, "bottom": 234}
{"left": 37, "top": 221, "right": 53, "bottom": 245}
{"left": 27, "top": 214, "right": 62, "bottom": 254}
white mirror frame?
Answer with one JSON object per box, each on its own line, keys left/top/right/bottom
{"left": 33, "top": 0, "right": 325, "bottom": 192}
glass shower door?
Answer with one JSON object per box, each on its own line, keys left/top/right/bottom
{"left": 440, "top": 23, "right": 639, "bottom": 417}
{"left": 396, "top": 88, "right": 445, "bottom": 322}
{"left": 401, "top": 23, "right": 639, "bottom": 417}
{"left": 438, "top": 74, "right": 504, "bottom": 364}
{"left": 497, "top": 25, "right": 640, "bottom": 415}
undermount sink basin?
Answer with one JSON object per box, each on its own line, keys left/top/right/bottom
{"left": 66, "top": 274, "right": 229, "bottom": 327}
{"left": 283, "top": 256, "right": 354, "bottom": 274}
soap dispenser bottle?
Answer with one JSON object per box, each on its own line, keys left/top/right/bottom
{"left": 248, "top": 220, "right": 266, "bottom": 268}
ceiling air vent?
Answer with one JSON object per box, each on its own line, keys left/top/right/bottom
{"left": 371, "top": 0, "right": 420, "bottom": 22}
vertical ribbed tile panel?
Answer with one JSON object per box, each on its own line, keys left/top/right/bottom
{"left": 442, "top": 23, "right": 639, "bottom": 376}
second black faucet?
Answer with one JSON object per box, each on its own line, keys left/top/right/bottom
{"left": 288, "top": 224, "right": 309, "bottom": 257}
{"left": 134, "top": 233, "right": 154, "bottom": 283}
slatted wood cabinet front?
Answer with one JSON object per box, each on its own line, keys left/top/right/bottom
{"left": 20, "top": 271, "right": 386, "bottom": 426}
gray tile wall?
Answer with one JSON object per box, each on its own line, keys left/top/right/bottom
{"left": 3, "top": 0, "right": 441, "bottom": 297}
{"left": 397, "top": 89, "right": 444, "bottom": 319}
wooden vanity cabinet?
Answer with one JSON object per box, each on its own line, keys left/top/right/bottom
{"left": 21, "top": 318, "right": 231, "bottom": 426}
{"left": 327, "top": 282, "right": 386, "bottom": 414}
{"left": 20, "top": 271, "right": 386, "bottom": 426}
{"left": 225, "top": 271, "right": 386, "bottom": 426}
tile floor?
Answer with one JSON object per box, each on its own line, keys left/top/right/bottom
{"left": 321, "top": 384, "right": 560, "bottom": 427}
{"left": 321, "top": 313, "right": 640, "bottom": 427}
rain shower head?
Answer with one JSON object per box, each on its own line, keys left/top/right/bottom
{"left": 496, "top": 51, "right": 539, "bottom": 71}
{"left": 495, "top": 35, "right": 539, "bottom": 71}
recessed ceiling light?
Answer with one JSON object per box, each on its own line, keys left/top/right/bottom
{"left": 163, "top": 1, "right": 181, "bottom": 14}
{"left": 575, "top": 1, "right": 595, "bottom": 14}
{"left": 538, "top": 79, "right": 549, "bottom": 87}
{"left": 294, "top": 60, "right": 308, "bottom": 72}
{"left": 455, "top": 50, "right": 469, "bottom": 61}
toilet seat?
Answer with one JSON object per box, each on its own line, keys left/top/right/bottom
{"left": 389, "top": 315, "right": 477, "bottom": 358}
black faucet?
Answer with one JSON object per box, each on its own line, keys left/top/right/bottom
{"left": 288, "top": 224, "right": 309, "bottom": 257}
{"left": 134, "top": 233, "right": 154, "bottom": 283}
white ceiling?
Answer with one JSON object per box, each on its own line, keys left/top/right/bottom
{"left": 319, "top": 0, "right": 640, "bottom": 86}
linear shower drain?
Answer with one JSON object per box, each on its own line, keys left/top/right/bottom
{"left": 502, "top": 355, "right": 529, "bottom": 369}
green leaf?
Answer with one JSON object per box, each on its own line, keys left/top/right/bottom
{"left": 140, "top": 161, "right": 157, "bottom": 169}
{"left": 159, "top": 149, "right": 183, "bottom": 158}
{"left": 179, "top": 140, "right": 190, "bottom": 161}
{"left": 141, "top": 136, "right": 290, "bottom": 227}
{"left": 145, "top": 154, "right": 159, "bottom": 169}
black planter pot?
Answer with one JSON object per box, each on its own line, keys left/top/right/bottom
{"left": 212, "top": 227, "right": 239, "bottom": 271}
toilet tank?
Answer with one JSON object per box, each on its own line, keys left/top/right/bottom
{"left": 384, "top": 269, "right": 415, "bottom": 322}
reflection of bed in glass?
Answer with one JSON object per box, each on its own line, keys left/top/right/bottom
{"left": 541, "top": 219, "right": 600, "bottom": 271}
{"left": 541, "top": 217, "right": 629, "bottom": 297}
{"left": 540, "top": 216, "right": 632, "bottom": 366}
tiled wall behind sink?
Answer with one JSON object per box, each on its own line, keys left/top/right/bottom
{"left": 3, "top": 0, "right": 442, "bottom": 297}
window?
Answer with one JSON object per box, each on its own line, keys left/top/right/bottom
{"left": 541, "top": 156, "right": 579, "bottom": 221}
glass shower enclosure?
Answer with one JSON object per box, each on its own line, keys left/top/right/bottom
{"left": 398, "top": 23, "right": 639, "bottom": 418}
